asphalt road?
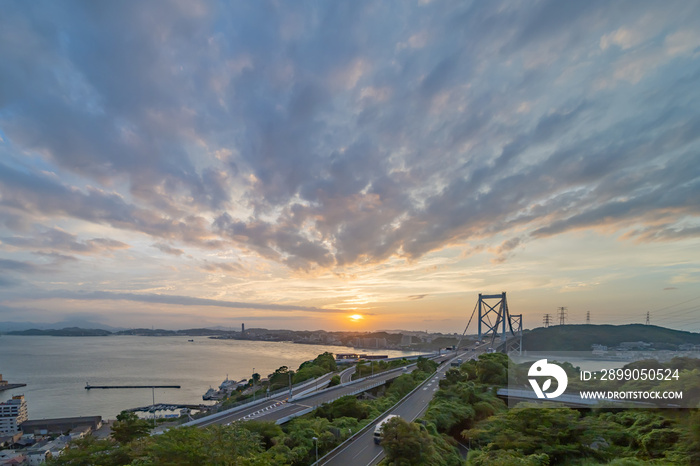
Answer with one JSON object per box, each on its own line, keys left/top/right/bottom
{"left": 319, "top": 349, "right": 485, "bottom": 466}
{"left": 250, "top": 365, "right": 419, "bottom": 424}
{"left": 194, "top": 369, "right": 345, "bottom": 428}
{"left": 195, "top": 363, "right": 418, "bottom": 427}
{"left": 340, "top": 366, "right": 355, "bottom": 383}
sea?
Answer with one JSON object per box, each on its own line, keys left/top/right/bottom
{"left": 0, "top": 335, "right": 425, "bottom": 421}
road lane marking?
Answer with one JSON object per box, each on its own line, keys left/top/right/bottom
{"left": 369, "top": 450, "right": 384, "bottom": 464}
{"left": 352, "top": 445, "right": 368, "bottom": 459}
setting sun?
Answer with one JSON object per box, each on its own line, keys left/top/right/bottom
{"left": 348, "top": 314, "right": 364, "bottom": 321}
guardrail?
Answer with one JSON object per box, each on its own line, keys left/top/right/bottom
{"left": 293, "top": 363, "right": 415, "bottom": 405}
{"left": 182, "top": 372, "right": 336, "bottom": 427}
{"left": 273, "top": 368, "right": 408, "bottom": 426}
{"left": 275, "top": 407, "right": 314, "bottom": 425}
{"left": 313, "top": 366, "right": 440, "bottom": 465}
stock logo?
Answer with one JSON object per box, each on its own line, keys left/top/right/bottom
{"left": 528, "top": 359, "right": 568, "bottom": 399}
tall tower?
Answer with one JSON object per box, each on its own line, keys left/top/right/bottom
{"left": 645, "top": 312, "right": 650, "bottom": 325}
{"left": 241, "top": 323, "right": 245, "bottom": 335}
{"left": 543, "top": 314, "right": 551, "bottom": 328}
{"left": 476, "top": 292, "right": 522, "bottom": 353}
{"left": 586, "top": 311, "right": 590, "bottom": 325}
{"left": 558, "top": 307, "right": 568, "bottom": 325}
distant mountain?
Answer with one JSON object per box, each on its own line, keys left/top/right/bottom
{"left": 0, "top": 319, "right": 125, "bottom": 333}
{"left": 522, "top": 324, "right": 700, "bottom": 351}
{"left": 7, "top": 327, "right": 112, "bottom": 337}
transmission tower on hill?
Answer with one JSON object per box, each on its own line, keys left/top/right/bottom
{"left": 646, "top": 311, "right": 650, "bottom": 325}
{"left": 586, "top": 310, "right": 590, "bottom": 325}
{"left": 558, "top": 306, "right": 568, "bottom": 325}
{"left": 543, "top": 314, "right": 552, "bottom": 328}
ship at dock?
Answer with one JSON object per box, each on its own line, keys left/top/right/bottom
{"left": 202, "top": 375, "right": 247, "bottom": 400}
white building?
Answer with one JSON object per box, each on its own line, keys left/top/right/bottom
{"left": 0, "top": 395, "right": 28, "bottom": 435}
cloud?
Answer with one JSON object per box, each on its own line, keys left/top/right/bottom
{"left": 152, "top": 243, "right": 185, "bottom": 256}
{"left": 0, "top": 276, "right": 19, "bottom": 287}
{"left": 0, "top": 162, "right": 215, "bottom": 246}
{"left": 0, "top": 258, "right": 42, "bottom": 273}
{"left": 0, "top": 0, "right": 698, "bottom": 277}
{"left": 2, "top": 227, "right": 128, "bottom": 255}
{"left": 199, "top": 260, "right": 245, "bottom": 273}
{"left": 32, "top": 290, "right": 345, "bottom": 314}
{"left": 408, "top": 294, "right": 427, "bottom": 301}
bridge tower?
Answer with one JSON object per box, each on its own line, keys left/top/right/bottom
{"left": 477, "top": 292, "right": 523, "bottom": 354}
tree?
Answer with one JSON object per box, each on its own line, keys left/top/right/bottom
{"left": 328, "top": 374, "right": 341, "bottom": 387}
{"left": 142, "top": 424, "right": 263, "bottom": 465}
{"left": 314, "top": 395, "right": 369, "bottom": 421}
{"left": 415, "top": 357, "right": 437, "bottom": 374}
{"left": 474, "top": 353, "right": 509, "bottom": 385}
{"left": 269, "top": 366, "right": 293, "bottom": 390}
{"left": 381, "top": 417, "right": 436, "bottom": 465}
{"left": 240, "top": 421, "right": 284, "bottom": 449}
{"left": 47, "top": 436, "right": 130, "bottom": 466}
{"left": 467, "top": 449, "right": 550, "bottom": 465}
{"left": 111, "top": 411, "right": 151, "bottom": 444}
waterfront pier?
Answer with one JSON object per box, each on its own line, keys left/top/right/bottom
{"left": 85, "top": 384, "right": 181, "bottom": 390}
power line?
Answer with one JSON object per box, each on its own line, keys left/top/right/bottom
{"left": 653, "top": 305, "right": 700, "bottom": 322}
{"left": 647, "top": 295, "right": 700, "bottom": 314}
{"left": 654, "top": 307, "right": 700, "bottom": 325}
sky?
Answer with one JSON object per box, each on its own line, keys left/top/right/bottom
{"left": 1, "top": 0, "right": 699, "bottom": 333}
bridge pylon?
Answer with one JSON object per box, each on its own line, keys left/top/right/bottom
{"left": 477, "top": 292, "right": 522, "bottom": 354}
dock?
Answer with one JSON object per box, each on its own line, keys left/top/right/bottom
{"left": 0, "top": 383, "right": 27, "bottom": 392}
{"left": 126, "top": 403, "right": 203, "bottom": 413}
{"left": 85, "top": 384, "right": 181, "bottom": 390}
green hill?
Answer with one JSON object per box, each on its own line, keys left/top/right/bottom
{"left": 522, "top": 324, "right": 700, "bottom": 351}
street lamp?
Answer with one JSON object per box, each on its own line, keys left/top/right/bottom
{"left": 253, "top": 368, "right": 256, "bottom": 402}
{"left": 312, "top": 436, "right": 318, "bottom": 463}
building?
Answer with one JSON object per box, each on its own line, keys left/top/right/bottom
{"left": 354, "top": 337, "right": 388, "bottom": 349}
{"left": 0, "top": 374, "right": 8, "bottom": 388}
{"left": 0, "top": 450, "right": 28, "bottom": 465}
{"left": 0, "top": 396, "right": 28, "bottom": 435}
{"left": 19, "top": 417, "right": 102, "bottom": 436}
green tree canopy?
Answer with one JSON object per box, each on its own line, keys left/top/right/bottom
{"left": 381, "top": 417, "right": 436, "bottom": 465}
{"left": 111, "top": 411, "right": 151, "bottom": 444}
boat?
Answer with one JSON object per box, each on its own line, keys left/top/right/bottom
{"left": 202, "top": 387, "right": 217, "bottom": 400}
{"left": 188, "top": 339, "right": 194, "bottom": 342}
{"left": 219, "top": 374, "right": 238, "bottom": 391}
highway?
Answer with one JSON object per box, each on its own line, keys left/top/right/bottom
{"left": 191, "top": 361, "right": 428, "bottom": 428}
{"left": 340, "top": 366, "right": 355, "bottom": 383}
{"left": 187, "top": 347, "right": 493, "bottom": 465}
{"left": 249, "top": 365, "right": 416, "bottom": 424}
{"left": 318, "top": 349, "right": 485, "bottom": 466}
{"left": 191, "top": 369, "right": 344, "bottom": 428}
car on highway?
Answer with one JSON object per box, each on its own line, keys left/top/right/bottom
{"left": 373, "top": 414, "right": 400, "bottom": 444}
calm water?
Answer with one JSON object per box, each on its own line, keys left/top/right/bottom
{"left": 0, "top": 335, "right": 423, "bottom": 420}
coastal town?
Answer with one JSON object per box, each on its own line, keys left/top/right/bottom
{"left": 2, "top": 323, "right": 700, "bottom": 464}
